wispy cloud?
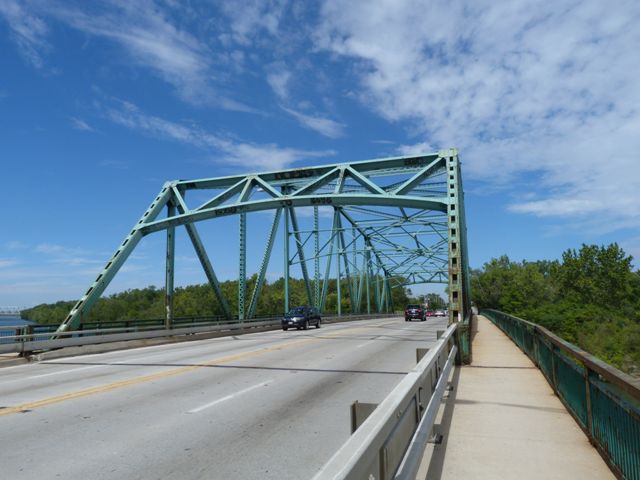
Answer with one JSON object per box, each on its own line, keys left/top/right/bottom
{"left": 0, "top": 258, "right": 18, "bottom": 268}
{"left": 397, "top": 142, "right": 434, "bottom": 156}
{"left": 315, "top": 1, "right": 640, "bottom": 229}
{"left": 0, "top": 0, "right": 49, "bottom": 68}
{"left": 3, "top": 240, "right": 27, "bottom": 250}
{"left": 267, "top": 68, "right": 291, "bottom": 101}
{"left": 281, "top": 106, "right": 345, "bottom": 139}
{"left": 104, "top": 100, "right": 334, "bottom": 170}
{"left": 70, "top": 116, "right": 95, "bottom": 132}
{"left": 265, "top": 61, "right": 346, "bottom": 139}
{"left": 0, "top": 1, "right": 256, "bottom": 109}
{"left": 99, "top": 159, "right": 128, "bottom": 170}
{"left": 219, "top": 0, "right": 288, "bottom": 45}
{"left": 35, "top": 243, "right": 103, "bottom": 266}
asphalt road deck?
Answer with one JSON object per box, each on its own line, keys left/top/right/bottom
{"left": 0, "top": 316, "right": 446, "bottom": 480}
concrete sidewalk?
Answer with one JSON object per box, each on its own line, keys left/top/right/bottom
{"left": 422, "top": 315, "right": 614, "bottom": 480}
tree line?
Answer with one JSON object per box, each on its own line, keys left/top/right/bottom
{"left": 22, "top": 275, "right": 412, "bottom": 325}
{"left": 472, "top": 243, "right": 640, "bottom": 376}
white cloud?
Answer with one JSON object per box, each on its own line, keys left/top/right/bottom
{"left": 104, "top": 100, "right": 334, "bottom": 170}
{"left": 219, "top": 0, "right": 287, "bottom": 45}
{"left": 281, "top": 106, "right": 345, "bottom": 139}
{"left": 3, "top": 240, "right": 27, "bottom": 250}
{"left": 0, "top": 1, "right": 255, "bottom": 109}
{"left": 35, "top": 243, "right": 103, "bottom": 266}
{"left": 70, "top": 117, "right": 95, "bottom": 132}
{"left": 0, "top": 258, "right": 18, "bottom": 268}
{"left": 397, "top": 142, "right": 435, "bottom": 156}
{"left": 0, "top": 0, "right": 49, "bottom": 68}
{"left": 49, "top": 2, "right": 218, "bottom": 106}
{"left": 267, "top": 69, "right": 291, "bottom": 101}
{"left": 315, "top": 0, "right": 640, "bottom": 229}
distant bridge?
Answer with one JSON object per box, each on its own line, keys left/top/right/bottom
{"left": 0, "top": 307, "right": 25, "bottom": 317}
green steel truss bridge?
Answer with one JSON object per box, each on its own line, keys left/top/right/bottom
{"left": 56, "top": 148, "right": 471, "bottom": 357}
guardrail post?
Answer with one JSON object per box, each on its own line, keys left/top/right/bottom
{"left": 584, "top": 367, "right": 594, "bottom": 440}
{"left": 350, "top": 401, "right": 378, "bottom": 434}
{"left": 416, "top": 348, "right": 429, "bottom": 363}
{"left": 550, "top": 344, "right": 559, "bottom": 394}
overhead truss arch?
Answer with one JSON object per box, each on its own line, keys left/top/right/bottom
{"left": 57, "top": 149, "right": 471, "bottom": 349}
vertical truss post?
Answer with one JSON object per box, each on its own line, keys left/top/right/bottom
{"left": 336, "top": 213, "right": 354, "bottom": 313}
{"left": 445, "top": 148, "right": 471, "bottom": 363}
{"left": 314, "top": 206, "right": 320, "bottom": 308}
{"left": 239, "top": 212, "right": 247, "bottom": 321}
{"left": 165, "top": 202, "right": 176, "bottom": 329}
{"left": 365, "top": 246, "right": 372, "bottom": 314}
{"left": 289, "top": 208, "right": 313, "bottom": 306}
{"left": 385, "top": 277, "right": 391, "bottom": 313}
{"left": 321, "top": 210, "right": 338, "bottom": 311}
{"left": 356, "top": 253, "right": 365, "bottom": 313}
{"left": 352, "top": 227, "right": 358, "bottom": 312}
{"left": 374, "top": 262, "right": 382, "bottom": 313}
{"left": 284, "top": 205, "right": 290, "bottom": 314}
{"left": 247, "top": 209, "right": 281, "bottom": 318}
{"left": 336, "top": 226, "right": 342, "bottom": 316}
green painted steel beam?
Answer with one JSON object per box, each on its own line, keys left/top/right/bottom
{"left": 172, "top": 187, "right": 232, "bottom": 319}
{"left": 238, "top": 212, "right": 247, "bottom": 320}
{"left": 314, "top": 206, "right": 320, "bottom": 308}
{"left": 165, "top": 202, "right": 176, "bottom": 329}
{"left": 336, "top": 214, "right": 355, "bottom": 313}
{"left": 56, "top": 183, "right": 174, "bottom": 332}
{"left": 289, "top": 208, "right": 313, "bottom": 306}
{"left": 247, "top": 209, "right": 282, "bottom": 318}
{"left": 140, "top": 194, "right": 448, "bottom": 235}
{"left": 175, "top": 153, "right": 441, "bottom": 191}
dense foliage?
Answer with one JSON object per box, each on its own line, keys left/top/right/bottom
{"left": 23, "top": 275, "right": 411, "bottom": 325}
{"left": 472, "top": 243, "right": 640, "bottom": 376}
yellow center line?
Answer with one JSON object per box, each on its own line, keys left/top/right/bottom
{"left": 0, "top": 322, "right": 388, "bottom": 417}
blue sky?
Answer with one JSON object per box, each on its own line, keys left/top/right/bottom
{"left": 1, "top": 0, "right": 639, "bottom": 307}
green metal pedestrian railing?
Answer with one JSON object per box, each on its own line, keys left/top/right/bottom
{"left": 482, "top": 309, "right": 640, "bottom": 480}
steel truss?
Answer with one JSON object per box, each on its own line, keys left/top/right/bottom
{"left": 57, "top": 149, "right": 471, "bottom": 341}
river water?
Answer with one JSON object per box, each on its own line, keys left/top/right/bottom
{"left": 0, "top": 316, "right": 35, "bottom": 326}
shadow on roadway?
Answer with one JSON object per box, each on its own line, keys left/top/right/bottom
{"left": 39, "top": 360, "right": 409, "bottom": 376}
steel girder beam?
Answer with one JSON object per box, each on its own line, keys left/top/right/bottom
{"left": 165, "top": 202, "right": 176, "bottom": 329}
{"left": 289, "top": 208, "right": 313, "bottom": 306}
{"left": 247, "top": 209, "right": 281, "bottom": 318}
{"left": 57, "top": 150, "right": 470, "bottom": 333}
{"left": 173, "top": 188, "right": 232, "bottom": 320}
{"left": 56, "top": 184, "right": 173, "bottom": 332}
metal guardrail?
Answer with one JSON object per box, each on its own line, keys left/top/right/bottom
{"left": 482, "top": 309, "right": 640, "bottom": 480}
{"left": 314, "top": 323, "right": 458, "bottom": 480}
{"left": 0, "top": 312, "right": 399, "bottom": 355}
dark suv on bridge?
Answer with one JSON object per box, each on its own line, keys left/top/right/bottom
{"left": 405, "top": 304, "right": 426, "bottom": 321}
{"left": 282, "top": 306, "right": 321, "bottom": 331}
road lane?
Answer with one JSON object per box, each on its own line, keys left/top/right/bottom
{"left": 0, "top": 316, "right": 447, "bottom": 479}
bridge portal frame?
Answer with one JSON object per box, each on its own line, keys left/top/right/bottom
{"left": 56, "top": 149, "right": 471, "bottom": 359}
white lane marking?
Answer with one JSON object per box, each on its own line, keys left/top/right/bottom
{"left": 187, "top": 380, "right": 273, "bottom": 414}
{"left": 29, "top": 364, "right": 104, "bottom": 379}
{"left": 355, "top": 342, "right": 370, "bottom": 349}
